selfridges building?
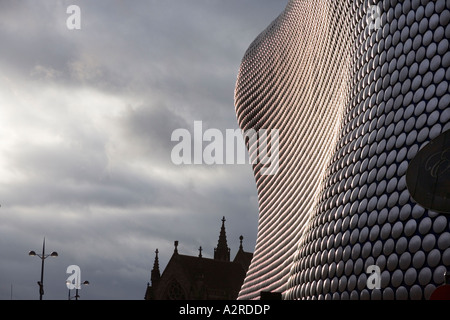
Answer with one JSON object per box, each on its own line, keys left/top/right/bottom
{"left": 234, "top": 0, "right": 450, "bottom": 300}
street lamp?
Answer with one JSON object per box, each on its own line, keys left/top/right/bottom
{"left": 67, "top": 280, "right": 89, "bottom": 300}
{"left": 29, "top": 237, "right": 58, "bottom": 300}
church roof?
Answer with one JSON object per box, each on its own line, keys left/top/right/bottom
{"left": 164, "top": 253, "right": 247, "bottom": 292}
{"left": 145, "top": 217, "right": 254, "bottom": 300}
{"left": 233, "top": 250, "right": 253, "bottom": 270}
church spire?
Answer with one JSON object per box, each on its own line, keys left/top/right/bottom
{"left": 214, "top": 216, "right": 230, "bottom": 262}
{"left": 151, "top": 249, "right": 161, "bottom": 287}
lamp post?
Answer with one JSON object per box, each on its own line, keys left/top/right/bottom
{"left": 29, "top": 238, "right": 58, "bottom": 300}
{"left": 75, "top": 280, "right": 89, "bottom": 300}
{"left": 67, "top": 280, "right": 89, "bottom": 300}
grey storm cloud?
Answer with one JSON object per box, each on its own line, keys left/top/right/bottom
{"left": 0, "top": 0, "right": 289, "bottom": 300}
{"left": 115, "top": 102, "right": 189, "bottom": 164}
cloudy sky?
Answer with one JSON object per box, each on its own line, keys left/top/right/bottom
{"left": 0, "top": 0, "right": 289, "bottom": 300}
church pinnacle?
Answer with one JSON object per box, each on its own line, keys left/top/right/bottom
{"left": 214, "top": 216, "right": 230, "bottom": 262}
{"left": 150, "top": 249, "right": 161, "bottom": 286}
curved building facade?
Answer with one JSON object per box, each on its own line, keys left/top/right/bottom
{"left": 234, "top": 0, "right": 450, "bottom": 300}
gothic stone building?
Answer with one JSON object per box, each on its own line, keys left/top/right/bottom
{"left": 144, "top": 217, "right": 253, "bottom": 300}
